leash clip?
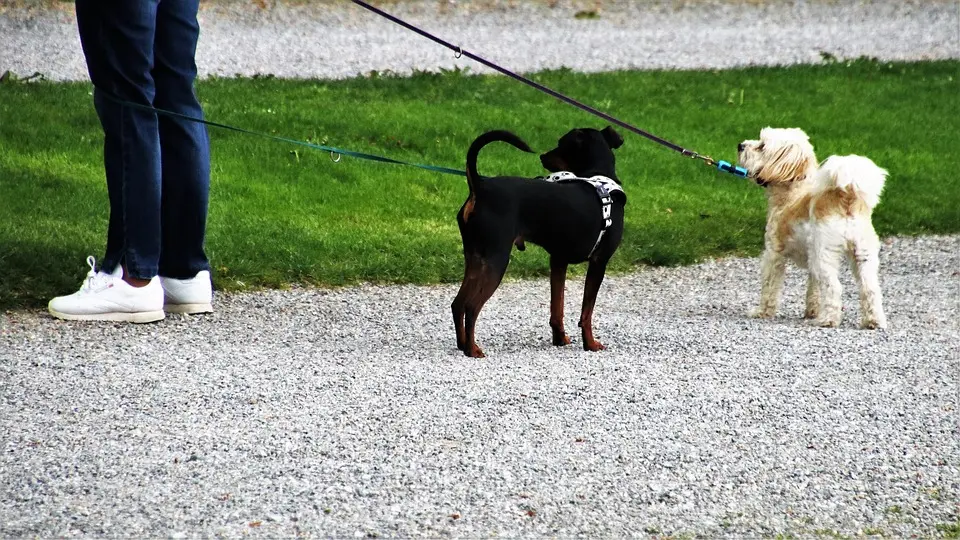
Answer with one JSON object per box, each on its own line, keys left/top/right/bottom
{"left": 698, "top": 154, "right": 718, "bottom": 167}
{"left": 454, "top": 46, "right": 463, "bottom": 59}
{"left": 684, "top": 148, "right": 749, "bottom": 178}
{"left": 683, "top": 149, "right": 716, "bottom": 167}
{"left": 330, "top": 151, "right": 341, "bottom": 163}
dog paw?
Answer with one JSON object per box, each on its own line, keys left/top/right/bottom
{"left": 583, "top": 340, "right": 606, "bottom": 352}
{"left": 861, "top": 319, "right": 887, "bottom": 330}
{"left": 749, "top": 308, "right": 775, "bottom": 319}
{"left": 552, "top": 333, "right": 571, "bottom": 346}
{"left": 803, "top": 309, "right": 819, "bottom": 319}
{"left": 814, "top": 317, "right": 840, "bottom": 328}
{"left": 464, "top": 344, "right": 486, "bottom": 358}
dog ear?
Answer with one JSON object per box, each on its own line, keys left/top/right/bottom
{"left": 541, "top": 156, "right": 568, "bottom": 173}
{"left": 758, "top": 143, "right": 814, "bottom": 183}
{"left": 601, "top": 126, "right": 624, "bottom": 149}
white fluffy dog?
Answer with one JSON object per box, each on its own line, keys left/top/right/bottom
{"left": 737, "top": 127, "right": 888, "bottom": 329}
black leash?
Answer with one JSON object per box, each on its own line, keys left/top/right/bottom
{"left": 350, "top": 0, "right": 749, "bottom": 179}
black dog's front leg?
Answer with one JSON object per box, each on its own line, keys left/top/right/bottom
{"left": 578, "top": 259, "right": 608, "bottom": 352}
{"left": 549, "top": 257, "right": 571, "bottom": 346}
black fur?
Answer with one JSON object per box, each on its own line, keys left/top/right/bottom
{"left": 451, "top": 127, "right": 627, "bottom": 357}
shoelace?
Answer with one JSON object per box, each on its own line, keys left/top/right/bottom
{"left": 78, "top": 255, "right": 115, "bottom": 294}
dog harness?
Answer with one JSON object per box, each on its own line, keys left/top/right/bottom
{"left": 542, "top": 172, "right": 624, "bottom": 258}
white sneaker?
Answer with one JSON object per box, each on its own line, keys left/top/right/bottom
{"left": 48, "top": 256, "right": 165, "bottom": 323}
{"left": 159, "top": 270, "right": 213, "bottom": 314}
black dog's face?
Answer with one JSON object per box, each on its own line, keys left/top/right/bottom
{"left": 539, "top": 126, "right": 624, "bottom": 179}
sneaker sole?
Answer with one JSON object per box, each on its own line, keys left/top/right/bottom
{"left": 48, "top": 309, "right": 165, "bottom": 323}
{"left": 164, "top": 303, "right": 213, "bottom": 315}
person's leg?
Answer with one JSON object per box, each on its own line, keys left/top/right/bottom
{"left": 51, "top": 0, "right": 165, "bottom": 322}
{"left": 153, "top": 0, "right": 211, "bottom": 279}
{"left": 75, "top": 1, "right": 126, "bottom": 267}
{"left": 77, "top": 0, "right": 163, "bottom": 280}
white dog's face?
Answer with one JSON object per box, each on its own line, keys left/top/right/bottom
{"left": 737, "top": 127, "right": 817, "bottom": 186}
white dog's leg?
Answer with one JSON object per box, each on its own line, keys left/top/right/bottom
{"left": 852, "top": 235, "right": 887, "bottom": 329}
{"left": 811, "top": 239, "right": 844, "bottom": 328}
{"left": 751, "top": 249, "right": 786, "bottom": 318}
{"left": 804, "top": 273, "right": 821, "bottom": 319}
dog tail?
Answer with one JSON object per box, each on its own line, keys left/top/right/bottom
{"left": 813, "top": 154, "right": 888, "bottom": 210}
{"left": 465, "top": 130, "right": 534, "bottom": 194}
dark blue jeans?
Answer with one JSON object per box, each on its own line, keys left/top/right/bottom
{"left": 76, "top": 0, "right": 210, "bottom": 280}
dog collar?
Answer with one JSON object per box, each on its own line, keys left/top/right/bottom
{"left": 542, "top": 172, "right": 624, "bottom": 258}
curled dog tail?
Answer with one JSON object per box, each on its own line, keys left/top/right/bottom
{"left": 814, "top": 154, "right": 888, "bottom": 210}
{"left": 465, "top": 130, "right": 534, "bottom": 194}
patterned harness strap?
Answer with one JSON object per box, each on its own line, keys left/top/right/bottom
{"left": 542, "top": 172, "right": 624, "bottom": 258}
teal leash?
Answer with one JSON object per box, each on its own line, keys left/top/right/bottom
{"left": 99, "top": 92, "right": 467, "bottom": 177}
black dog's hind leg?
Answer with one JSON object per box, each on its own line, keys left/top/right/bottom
{"left": 578, "top": 258, "right": 609, "bottom": 352}
{"left": 451, "top": 264, "right": 470, "bottom": 351}
{"left": 451, "top": 218, "right": 474, "bottom": 350}
{"left": 460, "top": 251, "right": 510, "bottom": 358}
{"left": 549, "top": 257, "right": 571, "bottom": 346}
{"left": 452, "top": 251, "right": 484, "bottom": 351}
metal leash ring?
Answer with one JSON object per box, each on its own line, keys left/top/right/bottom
{"left": 454, "top": 46, "right": 463, "bottom": 59}
{"left": 330, "top": 151, "right": 342, "bottom": 163}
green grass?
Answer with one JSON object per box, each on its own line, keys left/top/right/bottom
{"left": 937, "top": 519, "right": 960, "bottom": 539}
{"left": 1, "top": 59, "right": 958, "bottom": 308}
{"left": 812, "top": 530, "right": 850, "bottom": 539}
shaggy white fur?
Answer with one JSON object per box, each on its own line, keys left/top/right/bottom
{"left": 737, "top": 127, "right": 889, "bottom": 329}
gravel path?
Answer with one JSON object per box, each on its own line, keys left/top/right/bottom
{"left": 0, "top": 0, "right": 957, "bottom": 81}
{"left": 1, "top": 235, "right": 958, "bottom": 537}
{"left": 2, "top": 1, "right": 959, "bottom": 537}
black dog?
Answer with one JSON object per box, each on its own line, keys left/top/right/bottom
{"left": 451, "top": 127, "right": 626, "bottom": 358}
